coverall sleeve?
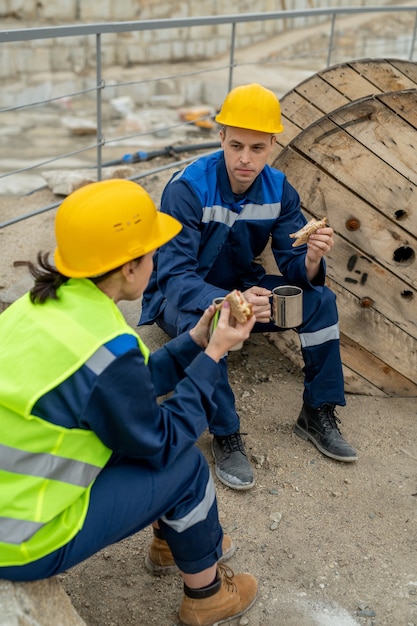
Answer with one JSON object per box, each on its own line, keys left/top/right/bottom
{"left": 156, "top": 179, "right": 227, "bottom": 312}
{"left": 271, "top": 178, "right": 326, "bottom": 289}
{"left": 147, "top": 331, "right": 203, "bottom": 397}
{"left": 83, "top": 348, "right": 219, "bottom": 468}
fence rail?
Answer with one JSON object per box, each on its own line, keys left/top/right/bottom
{"left": 1, "top": 4, "right": 417, "bottom": 227}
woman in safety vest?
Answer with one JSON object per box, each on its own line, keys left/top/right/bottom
{"left": 0, "top": 179, "right": 258, "bottom": 626}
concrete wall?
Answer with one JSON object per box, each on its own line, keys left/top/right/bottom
{"left": 0, "top": 1, "right": 404, "bottom": 109}
{"left": 0, "top": 1, "right": 397, "bottom": 78}
{"left": 2, "top": 0, "right": 395, "bottom": 23}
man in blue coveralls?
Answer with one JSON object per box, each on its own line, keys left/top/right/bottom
{"left": 139, "top": 83, "right": 357, "bottom": 490}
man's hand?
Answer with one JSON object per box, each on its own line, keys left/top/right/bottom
{"left": 305, "top": 225, "right": 335, "bottom": 281}
{"left": 242, "top": 286, "right": 272, "bottom": 323}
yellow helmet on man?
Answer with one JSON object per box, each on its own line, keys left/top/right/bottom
{"left": 54, "top": 179, "right": 182, "bottom": 278}
{"left": 215, "top": 83, "right": 284, "bottom": 134}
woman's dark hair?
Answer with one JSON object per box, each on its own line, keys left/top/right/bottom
{"left": 23, "top": 252, "right": 70, "bottom": 304}
{"left": 24, "top": 251, "right": 143, "bottom": 304}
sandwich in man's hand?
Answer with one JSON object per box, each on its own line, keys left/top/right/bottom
{"left": 289, "top": 216, "right": 328, "bottom": 247}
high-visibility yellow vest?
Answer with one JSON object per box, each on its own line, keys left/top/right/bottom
{"left": 0, "top": 278, "right": 149, "bottom": 566}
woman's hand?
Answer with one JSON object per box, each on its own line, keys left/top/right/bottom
{"left": 189, "top": 305, "right": 214, "bottom": 349}
{"left": 205, "top": 301, "right": 255, "bottom": 362}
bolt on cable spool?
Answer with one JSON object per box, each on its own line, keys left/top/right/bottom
{"left": 263, "top": 59, "right": 417, "bottom": 396}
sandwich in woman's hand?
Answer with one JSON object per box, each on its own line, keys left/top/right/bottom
{"left": 216, "top": 289, "right": 253, "bottom": 323}
{"left": 289, "top": 216, "right": 328, "bottom": 247}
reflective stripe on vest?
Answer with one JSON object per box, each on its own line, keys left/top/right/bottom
{"left": 0, "top": 442, "right": 101, "bottom": 487}
{"left": 0, "top": 518, "right": 43, "bottom": 545}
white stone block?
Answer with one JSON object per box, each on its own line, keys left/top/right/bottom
{"left": 0, "top": 578, "right": 86, "bottom": 626}
{"left": 40, "top": 0, "right": 77, "bottom": 20}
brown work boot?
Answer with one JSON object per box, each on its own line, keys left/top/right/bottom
{"left": 178, "top": 564, "right": 258, "bottom": 626}
{"left": 145, "top": 528, "right": 236, "bottom": 576}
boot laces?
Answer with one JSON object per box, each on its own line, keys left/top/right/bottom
{"left": 218, "top": 564, "right": 238, "bottom": 593}
{"left": 318, "top": 404, "right": 341, "bottom": 433}
{"left": 220, "top": 432, "right": 247, "bottom": 455}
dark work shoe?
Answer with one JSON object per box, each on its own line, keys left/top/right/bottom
{"left": 212, "top": 432, "right": 255, "bottom": 490}
{"left": 294, "top": 403, "right": 357, "bottom": 462}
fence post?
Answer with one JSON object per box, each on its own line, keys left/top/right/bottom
{"left": 228, "top": 22, "right": 236, "bottom": 92}
{"left": 327, "top": 12, "right": 336, "bottom": 68}
{"left": 96, "top": 33, "right": 103, "bottom": 181}
{"left": 410, "top": 10, "right": 417, "bottom": 61}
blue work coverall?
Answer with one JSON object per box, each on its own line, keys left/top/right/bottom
{"left": 139, "top": 151, "right": 345, "bottom": 437}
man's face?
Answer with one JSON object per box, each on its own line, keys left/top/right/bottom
{"left": 220, "top": 126, "right": 276, "bottom": 194}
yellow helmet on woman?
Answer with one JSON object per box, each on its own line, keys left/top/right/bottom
{"left": 215, "top": 83, "right": 284, "bottom": 134}
{"left": 54, "top": 179, "right": 182, "bottom": 277}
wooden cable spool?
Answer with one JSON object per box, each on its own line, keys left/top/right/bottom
{"left": 265, "top": 59, "right": 417, "bottom": 396}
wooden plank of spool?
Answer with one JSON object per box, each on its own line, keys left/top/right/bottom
{"left": 274, "top": 59, "right": 417, "bottom": 153}
{"left": 274, "top": 146, "right": 417, "bottom": 271}
{"left": 349, "top": 58, "right": 417, "bottom": 93}
{"left": 286, "top": 110, "right": 417, "bottom": 231}
{"left": 328, "top": 93, "right": 417, "bottom": 186}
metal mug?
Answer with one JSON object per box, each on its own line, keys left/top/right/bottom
{"left": 272, "top": 286, "right": 303, "bottom": 328}
{"left": 211, "top": 297, "right": 243, "bottom": 351}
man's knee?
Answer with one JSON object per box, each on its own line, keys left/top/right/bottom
{"left": 304, "top": 285, "right": 338, "bottom": 315}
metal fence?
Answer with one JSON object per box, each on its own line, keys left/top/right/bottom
{"left": 1, "top": 4, "right": 417, "bottom": 227}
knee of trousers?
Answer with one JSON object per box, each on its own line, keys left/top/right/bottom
{"left": 161, "top": 302, "right": 200, "bottom": 335}
{"left": 302, "top": 286, "right": 338, "bottom": 327}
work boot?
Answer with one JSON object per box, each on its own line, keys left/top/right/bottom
{"left": 294, "top": 403, "right": 357, "bottom": 462}
{"left": 212, "top": 432, "right": 255, "bottom": 490}
{"left": 145, "top": 528, "right": 236, "bottom": 576}
{"left": 178, "top": 564, "right": 258, "bottom": 626}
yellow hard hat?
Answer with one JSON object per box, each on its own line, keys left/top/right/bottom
{"left": 54, "top": 179, "right": 182, "bottom": 277}
{"left": 215, "top": 83, "right": 284, "bottom": 134}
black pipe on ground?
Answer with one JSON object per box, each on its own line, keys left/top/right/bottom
{"left": 102, "top": 141, "right": 221, "bottom": 167}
